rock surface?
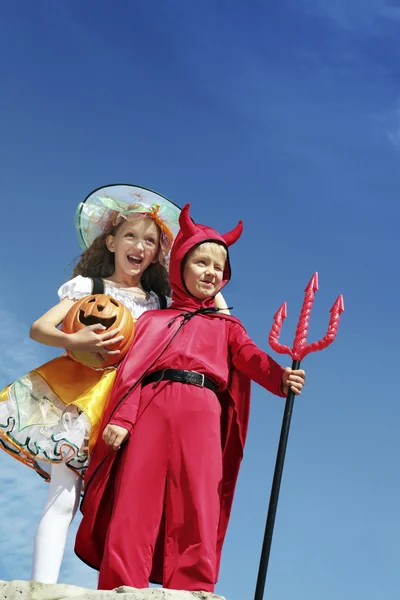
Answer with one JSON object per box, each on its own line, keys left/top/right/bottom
{"left": 0, "top": 581, "right": 225, "bottom": 600}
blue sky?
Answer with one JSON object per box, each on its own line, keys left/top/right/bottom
{"left": 0, "top": 1, "right": 399, "bottom": 598}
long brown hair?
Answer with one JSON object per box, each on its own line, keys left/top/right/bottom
{"left": 72, "top": 221, "right": 171, "bottom": 296}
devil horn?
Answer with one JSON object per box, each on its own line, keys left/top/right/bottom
{"left": 222, "top": 220, "right": 243, "bottom": 247}
{"left": 179, "top": 203, "right": 197, "bottom": 238}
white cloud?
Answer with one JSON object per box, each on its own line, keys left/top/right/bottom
{"left": 0, "top": 307, "right": 50, "bottom": 386}
{"left": 388, "top": 103, "right": 400, "bottom": 148}
{"left": 302, "top": 0, "right": 400, "bottom": 30}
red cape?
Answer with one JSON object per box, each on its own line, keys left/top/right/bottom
{"left": 75, "top": 307, "right": 251, "bottom": 582}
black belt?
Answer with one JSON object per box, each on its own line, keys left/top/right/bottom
{"left": 142, "top": 369, "right": 218, "bottom": 393}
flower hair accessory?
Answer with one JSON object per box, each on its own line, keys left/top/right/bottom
{"left": 75, "top": 184, "right": 181, "bottom": 265}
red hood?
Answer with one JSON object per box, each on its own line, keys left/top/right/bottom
{"left": 169, "top": 203, "right": 243, "bottom": 310}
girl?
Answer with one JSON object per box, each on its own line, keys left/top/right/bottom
{"left": 0, "top": 184, "right": 229, "bottom": 584}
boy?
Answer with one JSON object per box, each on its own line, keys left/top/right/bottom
{"left": 75, "top": 204, "right": 305, "bottom": 593}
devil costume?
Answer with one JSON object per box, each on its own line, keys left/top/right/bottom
{"left": 75, "top": 204, "right": 286, "bottom": 593}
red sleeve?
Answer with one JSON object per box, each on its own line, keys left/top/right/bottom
{"left": 228, "top": 322, "right": 286, "bottom": 397}
{"left": 106, "top": 380, "right": 142, "bottom": 435}
{"left": 109, "top": 410, "right": 136, "bottom": 434}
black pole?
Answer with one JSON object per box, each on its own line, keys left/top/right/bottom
{"left": 254, "top": 359, "right": 301, "bottom": 600}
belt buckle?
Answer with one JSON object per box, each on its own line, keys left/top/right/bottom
{"left": 191, "top": 370, "right": 205, "bottom": 387}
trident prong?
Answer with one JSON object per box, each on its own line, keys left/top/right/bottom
{"left": 268, "top": 302, "right": 292, "bottom": 356}
{"left": 300, "top": 294, "right": 345, "bottom": 359}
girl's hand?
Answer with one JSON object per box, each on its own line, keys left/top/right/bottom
{"left": 282, "top": 367, "right": 306, "bottom": 396}
{"left": 68, "top": 324, "right": 124, "bottom": 359}
{"left": 102, "top": 424, "right": 129, "bottom": 450}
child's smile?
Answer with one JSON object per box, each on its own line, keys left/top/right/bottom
{"left": 127, "top": 254, "right": 144, "bottom": 266}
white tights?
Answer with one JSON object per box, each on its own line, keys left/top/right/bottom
{"left": 31, "top": 462, "right": 82, "bottom": 583}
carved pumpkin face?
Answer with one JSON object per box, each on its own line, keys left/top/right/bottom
{"left": 61, "top": 294, "right": 135, "bottom": 367}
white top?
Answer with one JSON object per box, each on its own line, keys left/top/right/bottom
{"left": 58, "top": 275, "right": 171, "bottom": 319}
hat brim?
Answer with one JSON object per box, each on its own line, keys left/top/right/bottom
{"left": 75, "top": 183, "right": 181, "bottom": 251}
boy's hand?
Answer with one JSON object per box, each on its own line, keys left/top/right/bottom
{"left": 102, "top": 424, "right": 129, "bottom": 450}
{"left": 282, "top": 367, "right": 306, "bottom": 396}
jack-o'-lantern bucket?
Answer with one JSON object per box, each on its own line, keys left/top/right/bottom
{"left": 61, "top": 294, "right": 135, "bottom": 367}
